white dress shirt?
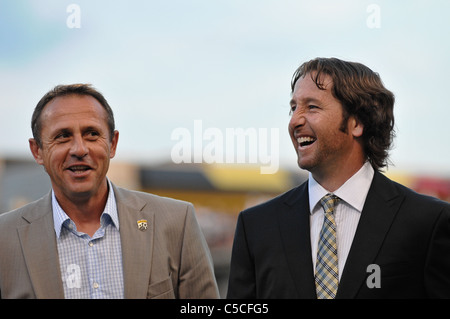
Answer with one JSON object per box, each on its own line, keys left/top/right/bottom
{"left": 309, "top": 161, "right": 374, "bottom": 280}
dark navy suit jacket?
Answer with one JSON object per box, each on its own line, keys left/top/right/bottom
{"left": 227, "top": 171, "right": 450, "bottom": 298}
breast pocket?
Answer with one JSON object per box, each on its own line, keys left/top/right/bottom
{"left": 147, "top": 274, "right": 176, "bottom": 299}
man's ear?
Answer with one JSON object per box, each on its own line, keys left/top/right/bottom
{"left": 350, "top": 116, "right": 364, "bottom": 138}
{"left": 109, "top": 130, "right": 119, "bottom": 159}
{"left": 29, "top": 138, "right": 44, "bottom": 165}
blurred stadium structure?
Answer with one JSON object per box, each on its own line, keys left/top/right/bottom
{"left": 0, "top": 157, "right": 448, "bottom": 297}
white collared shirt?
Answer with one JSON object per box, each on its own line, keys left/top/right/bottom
{"left": 309, "top": 161, "right": 374, "bottom": 280}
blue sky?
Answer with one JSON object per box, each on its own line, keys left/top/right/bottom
{"left": 1, "top": 0, "right": 449, "bottom": 176}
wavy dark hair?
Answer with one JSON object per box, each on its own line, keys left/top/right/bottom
{"left": 31, "top": 83, "right": 115, "bottom": 147}
{"left": 291, "top": 57, "right": 395, "bottom": 171}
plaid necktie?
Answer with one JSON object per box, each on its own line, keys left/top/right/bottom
{"left": 315, "top": 193, "right": 340, "bottom": 299}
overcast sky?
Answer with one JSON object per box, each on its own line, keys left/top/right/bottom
{"left": 1, "top": 0, "right": 449, "bottom": 176}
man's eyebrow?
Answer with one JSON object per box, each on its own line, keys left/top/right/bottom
{"left": 83, "top": 125, "right": 101, "bottom": 132}
{"left": 50, "top": 124, "right": 102, "bottom": 136}
{"left": 53, "top": 128, "right": 71, "bottom": 135}
{"left": 290, "top": 97, "right": 322, "bottom": 106}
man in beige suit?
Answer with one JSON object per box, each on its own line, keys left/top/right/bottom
{"left": 0, "top": 84, "right": 219, "bottom": 299}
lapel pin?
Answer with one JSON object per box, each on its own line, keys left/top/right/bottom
{"left": 137, "top": 219, "right": 148, "bottom": 231}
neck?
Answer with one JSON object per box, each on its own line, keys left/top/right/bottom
{"left": 54, "top": 180, "right": 109, "bottom": 237}
{"left": 311, "top": 158, "right": 366, "bottom": 192}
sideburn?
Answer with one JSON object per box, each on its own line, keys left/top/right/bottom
{"left": 339, "top": 110, "right": 350, "bottom": 134}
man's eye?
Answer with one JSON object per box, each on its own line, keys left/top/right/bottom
{"left": 86, "top": 131, "right": 100, "bottom": 139}
{"left": 289, "top": 105, "right": 296, "bottom": 115}
{"left": 56, "top": 133, "right": 70, "bottom": 139}
{"left": 308, "top": 105, "right": 319, "bottom": 110}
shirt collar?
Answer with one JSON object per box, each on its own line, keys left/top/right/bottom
{"left": 308, "top": 161, "right": 375, "bottom": 214}
{"left": 52, "top": 178, "right": 119, "bottom": 238}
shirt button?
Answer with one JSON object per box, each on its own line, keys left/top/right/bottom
{"left": 89, "top": 241, "right": 94, "bottom": 247}
{"left": 93, "top": 282, "right": 99, "bottom": 289}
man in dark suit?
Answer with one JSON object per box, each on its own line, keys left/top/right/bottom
{"left": 227, "top": 57, "right": 450, "bottom": 299}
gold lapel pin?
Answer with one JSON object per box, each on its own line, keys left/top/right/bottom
{"left": 137, "top": 219, "right": 148, "bottom": 231}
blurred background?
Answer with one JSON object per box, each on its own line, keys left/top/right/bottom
{"left": 1, "top": 0, "right": 449, "bottom": 298}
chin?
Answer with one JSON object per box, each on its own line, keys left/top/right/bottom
{"left": 297, "top": 156, "right": 309, "bottom": 169}
{"left": 297, "top": 158, "right": 317, "bottom": 173}
{"left": 66, "top": 182, "right": 96, "bottom": 196}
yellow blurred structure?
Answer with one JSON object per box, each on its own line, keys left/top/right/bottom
{"left": 138, "top": 163, "right": 306, "bottom": 216}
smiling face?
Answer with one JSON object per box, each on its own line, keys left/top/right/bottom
{"left": 29, "top": 94, "right": 119, "bottom": 203}
{"left": 288, "top": 73, "right": 364, "bottom": 184}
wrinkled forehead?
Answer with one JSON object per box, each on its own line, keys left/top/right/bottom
{"left": 298, "top": 71, "right": 334, "bottom": 91}
{"left": 39, "top": 94, "right": 110, "bottom": 133}
{"left": 291, "top": 72, "right": 334, "bottom": 99}
{"left": 41, "top": 94, "right": 108, "bottom": 121}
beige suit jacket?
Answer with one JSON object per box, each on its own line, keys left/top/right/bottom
{"left": 0, "top": 184, "right": 219, "bottom": 299}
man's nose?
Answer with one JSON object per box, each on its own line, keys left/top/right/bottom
{"left": 69, "top": 135, "right": 88, "bottom": 158}
{"left": 289, "top": 110, "right": 306, "bottom": 130}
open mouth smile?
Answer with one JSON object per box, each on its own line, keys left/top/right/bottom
{"left": 297, "top": 136, "right": 316, "bottom": 148}
{"left": 66, "top": 165, "right": 93, "bottom": 175}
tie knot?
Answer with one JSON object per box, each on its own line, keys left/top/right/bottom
{"left": 320, "top": 194, "right": 340, "bottom": 215}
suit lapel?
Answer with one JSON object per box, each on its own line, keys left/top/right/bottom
{"left": 277, "top": 182, "right": 317, "bottom": 298}
{"left": 336, "top": 171, "right": 404, "bottom": 298}
{"left": 113, "top": 185, "right": 155, "bottom": 299}
{"left": 17, "top": 193, "right": 65, "bottom": 299}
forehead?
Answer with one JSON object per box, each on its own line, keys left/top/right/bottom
{"left": 41, "top": 94, "right": 108, "bottom": 127}
{"left": 291, "top": 72, "right": 334, "bottom": 103}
